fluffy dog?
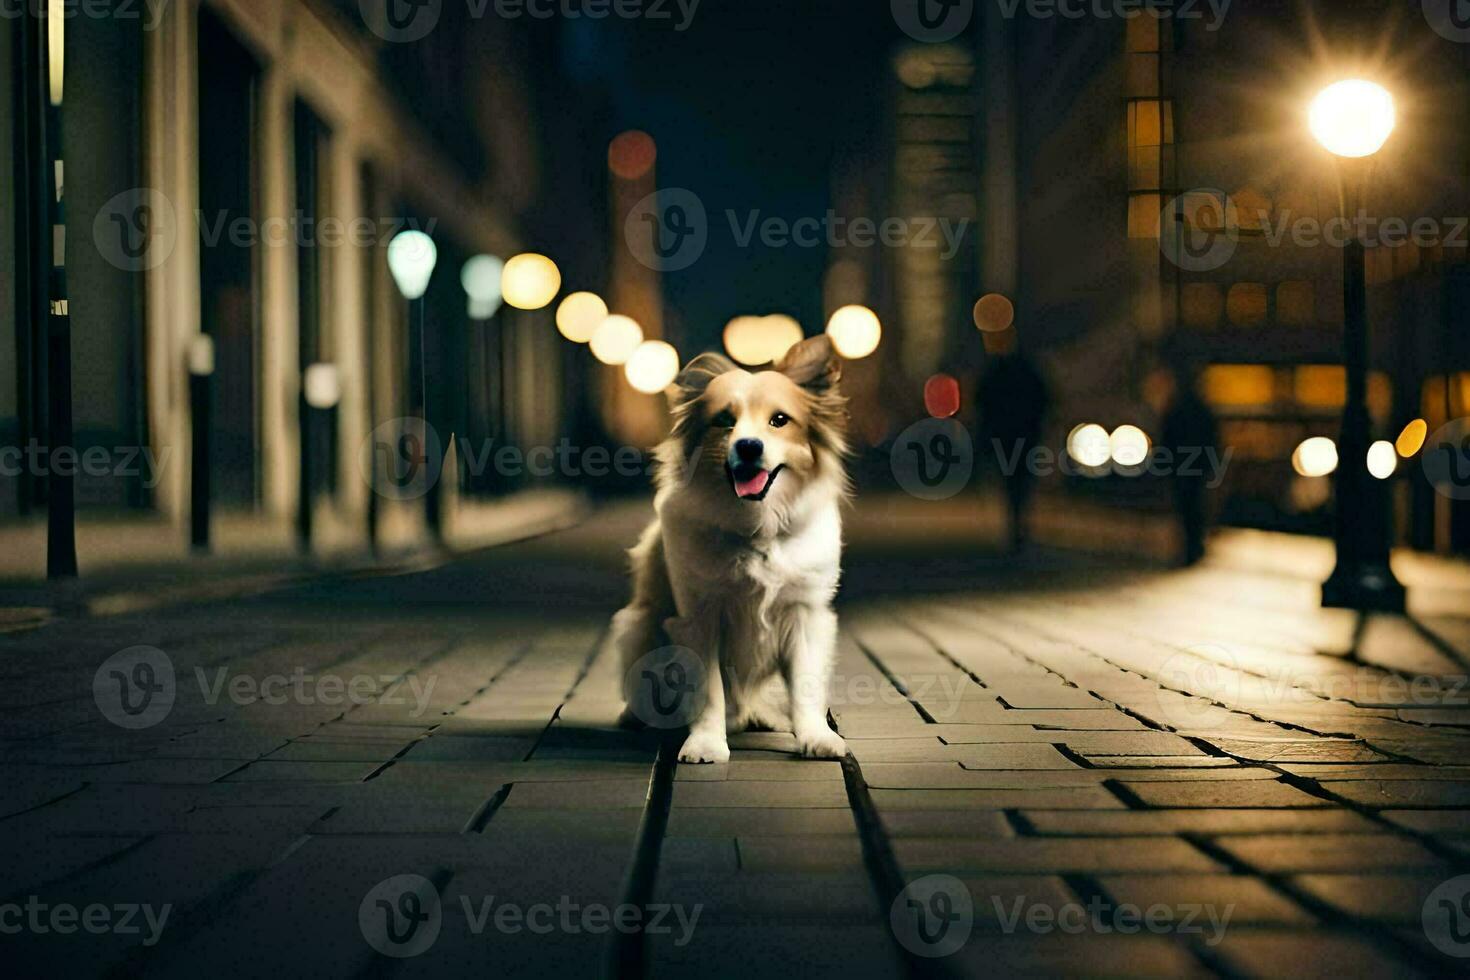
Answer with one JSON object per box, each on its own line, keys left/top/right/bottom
{"left": 607, "top": 334, "right": 850, "bottom": 763}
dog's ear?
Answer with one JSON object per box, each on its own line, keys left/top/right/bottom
{"left": 670, "top": 352, "right": 737, "bottom": 407}
{"left": 776, "top": 334, "right": 841, "bottom": 391}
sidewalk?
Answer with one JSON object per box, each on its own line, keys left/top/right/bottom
{"left": 2, "top": 497, "right": 1467, "bottom": 977}
{"left": 0, "top": 488, "right": 589, "bottom": 623}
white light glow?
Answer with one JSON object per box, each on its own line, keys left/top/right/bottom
{"left": 303, "top": 363, "right": 341, "bottom": 410}
{"left": 387, "top": 231, "right": 438, "bottom": 301}
{"left": 1067, "top": 423, "right": 1112, "bottom": 469}
{"left": 1367, "top": 440, "right": 1397, "bottom": 480}
{"left": 502, "top": 253, "right": 561, "bottom": 311}
{"left": 1309, "top": 80, "right": 1395, "bottom": 159}
{"left": 724, "top": 315, "right": 803, "bottom": 366}
{"left": 590, "top": 315, "right": 644, "bottom": 366}
{"left": 461, "top": 255, "right": 505, "bottom": 319}
{"left": 825, "top": 305, "right": 882, "bottom": 360}
{"left": 624, "top": 340, "right": 680, "bottom": 394}
{"left": 556, "top": 292, "right": 609, "bottom": 344}
{"left": 1109, "top": 425, "right": 1151, "bottom": 468}
{"left": 1292, "top": 437, "right": 1339, "bottom": 478}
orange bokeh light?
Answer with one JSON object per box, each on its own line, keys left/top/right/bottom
{"left": 924, "top": 374, "right": 961, "bottom": 418}
{"left": 608, "top": 131, "right": 657, "bottom": 181}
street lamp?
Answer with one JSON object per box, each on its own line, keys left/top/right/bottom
{"left": 1310, "top": 79, "right": 1405, "bottom": 612}
{"left": 388, "top": 230, "right": 440, "bottom": 536}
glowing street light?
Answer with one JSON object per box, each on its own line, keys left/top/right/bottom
{"left": 387, "top": 229, "right": 441, "bottom": 538}
{"left": 724, "top": 315, "right": 802, "bottom": 366}
{"left": 556, "top": 292, "right": 609, "bottom": 344}
{"left": 461, "top": 254, "right": 505, "bottom": 320}
{"left": 825, "top": 305, "right": 882, "bottom": 360}
{"left": 502, "top": 253, "right": 561, "bottom": 311}
{"left": 1067, "top": 424, "right": 1111, "bottom": 470}
{"left": 1292, "top": 437, "right": 1339, "bottom": 478}
{"left": 1367, "top": 440, "right": 1397, "bottom": 480}
{"left": 1109, "top": 425, "right": 1151, "bottom": 469}
{"left": 1309, "top": 80, "right": 1395, "bottom": 159}
{"left": 624, "top": 340, "right": 680, "bottom": 394}
{"left": 387, "top": 231, "right": 438, "bottom": 301}
{"left": 590, "top": 314, "right": 643, "bottom": 366}
{"left": 1309, "top": 78, "right": 1404, "bottom": 611}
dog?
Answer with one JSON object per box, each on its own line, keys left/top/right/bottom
{"left": 606, "top": 334, "right": 850, "bottom": 763}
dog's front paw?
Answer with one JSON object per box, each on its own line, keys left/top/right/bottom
{"left": 795, "top": 728, "right": 848, "bottom": 760}
{"left": 678, "top": 732, "right": 730, "bottom": 764}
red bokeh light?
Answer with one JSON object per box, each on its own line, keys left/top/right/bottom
{"left": 924, "top": 373, "right": 961, "bottom": 418}
{"left": 608, "top": 131, "right": 657, "bottom": 181}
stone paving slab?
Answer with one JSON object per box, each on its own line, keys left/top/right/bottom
{"left": 3, "top": 509, "right": 1469, "bottom": 977}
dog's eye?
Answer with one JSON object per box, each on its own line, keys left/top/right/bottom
{"left": 769, "top": 413, "right": 791, "bottom": 429}
{"left": 710, "top": 410, "right": 736, "bottom": 429}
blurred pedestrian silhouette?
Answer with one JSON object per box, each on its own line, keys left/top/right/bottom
{"left": 1159, "top": 364, "right": 1220, "bottom": 566}
{"left": 978, "top": 330, "right": 1050, "bottom": 553}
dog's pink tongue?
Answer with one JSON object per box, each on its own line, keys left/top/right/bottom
{"left": 734, "top": 469, "right": 771, "bottom": 498}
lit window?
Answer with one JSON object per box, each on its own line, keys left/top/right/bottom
{"left": 1202, "top": 365, "right": 1275, "bottom": 408}
{"left": 1226, "top": 283, "right": 1268, "bottom": 327}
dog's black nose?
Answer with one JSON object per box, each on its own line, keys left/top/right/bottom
{"left": 734, "top": 438, "right": 764, "bottom": 463}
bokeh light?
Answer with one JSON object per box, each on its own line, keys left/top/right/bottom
{"left": 590, "top": 314, "right": 644, "bottom": 366}
{"left": 724, "top": 315, "right": 803, "bottom": 366}
{"left": 608, "top": 130, "right": 657, "bottom": 181}
{"left": 502, "top": 253, "right": 562, "bottom": 311}
{"left": 1395, "top": 418, "right": 1428, "bottom": 457}
{"left": 1292, "top": 437, "right": 1339, "bottom": 478}
{"left": 624, "top": 340, "right": 680, "bottom": 394}
{"left": 386, "top": 231, "right": 438, "bottom": 301}
{"left": 1367, "top": 440, "right": 1397, "bottom": 480}
{"left": 826, "top": 305, "right": 882, "bottom": 360}
{"left": 923, "top": 374, "right": 961, "bottom": 418}
{"left": 555, "top": 292, "right": 609, "bottom": 344}
{"left": 461, "top": 254, "right": 505, "bottom": 319}
{"left": 972, "top": 293, "right": 1016, "bottom": 333}
{"left": 1309, "top": 80, "right": 1395, "bottom": 158}
{"left": 1067, "top": 424, "right": 1111, "bottom": 469}
{"left": 1109, "top": 425, "right": 1151, "bottom": 468}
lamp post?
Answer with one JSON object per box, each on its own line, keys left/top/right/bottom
{"left": 27, "top": 0, "right": 77, "bottom": 578}
{"left": 387, "top": 231, "right": 439, "bottom": 537}
{"left": 188, "top": 335, "right": 215, "bottom": 552}
{"left": 462, "top": 255, "right": 505, "bottom": 494}
{"left": 1310, "top": 79, "right": 1406, "bottom": 613}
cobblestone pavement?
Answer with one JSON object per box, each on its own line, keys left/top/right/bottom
{"left": 3, "top": 499, "right": 1470, "bottom": 978}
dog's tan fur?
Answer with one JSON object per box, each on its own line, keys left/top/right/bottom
{"left": 607, "top": 335, "right": 850, "bottom": 762}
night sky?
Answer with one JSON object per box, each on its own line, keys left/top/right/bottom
{"left": 558, "top": 1, "right": 905, "bottom": 354}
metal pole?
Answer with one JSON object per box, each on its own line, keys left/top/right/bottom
{"left": 37, "top": 1, "right": 77, "bottom": 579}
{"left": 1322, "top": 158, "right": 1405, "bottom": 612}
{"left": 415, "top": 298, "right": 441, "bottom": 539}
{"left": 190, "top": 368, "right": 212, "bottom": 551}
